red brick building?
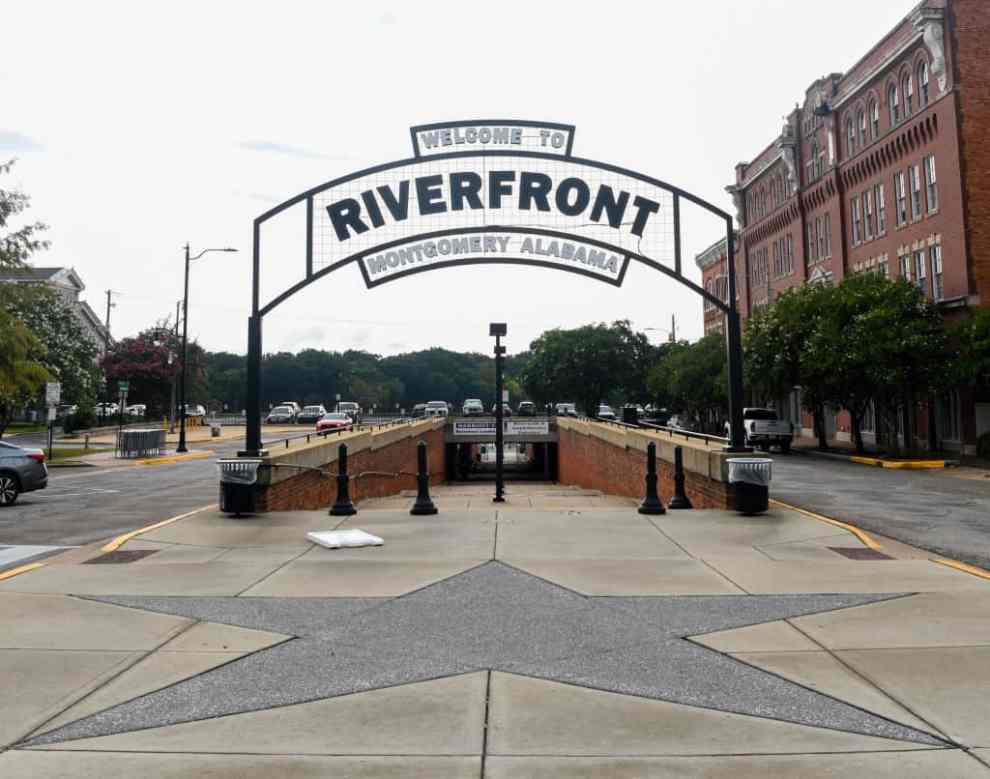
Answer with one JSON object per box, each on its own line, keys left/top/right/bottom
{"left": 698, "top": 0, "right": 990, "bottom": 454}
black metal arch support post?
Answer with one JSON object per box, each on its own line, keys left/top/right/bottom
{"left": 238, "top": 145, "right": 750, "bottom": 457}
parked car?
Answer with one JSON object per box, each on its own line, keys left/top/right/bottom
{"left": 296, "top": 405, "right": 327, "bottom": 424}
{"left": 462, "top": 398, "right": 485, "bottom": 416}
{"left": 0, "top": 440, "right": 48, "bottom": 506}
{"left": 491, "top": 403, "right": 513, "bottom": 417}
{"left": 336, "top": 401, "right": 361, "bottom": 423}
{"left": 411, "top": 403, "right": 427, "bottom": 418}
{"left": 125, "top": 403, "right": 147, "bottom": 416}
{"left": 316, "top": 412, "right": 353, "bottom": 433}
{"left": 280, "top": 401, "right": 302, "bottom": 415}
{"left": 94, "top": 402, "right": 119, "bottom": 417}
{"left": 668, "top": 414, "right": 699, "bottom": 432}
{"left": 517, "top": 401, "right": 536, "bottom": 416}
{"left": 265, "top": 405, "right": 297, "bottom": 424}
{"left": 183, "top": 404, "right": 206, "bottom": 418}
{"left": 425, "top": 400, "right": 449, "bottom": 418}
{"left": 597, "top": 404, "right": 617, "bottom": 420}
{"left": 554, "top": 402, "right": 578, "bottom": 417}
{"left": 727, "top": 407, "right": 795, "bottom": 452}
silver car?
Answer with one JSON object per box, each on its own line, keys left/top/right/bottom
{"left": 0, "top": 441, "right": 48, "bottom": 506}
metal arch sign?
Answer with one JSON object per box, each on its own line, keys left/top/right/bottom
{"left": 255, "top": 119, "right": 731, "bottom": 316}
{"left": 242, "top": 119, "right": 747, "bottom": 457}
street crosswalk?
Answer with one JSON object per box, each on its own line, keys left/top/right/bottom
{"left": 0, "top": 545, "right": 73, "bottom": 571}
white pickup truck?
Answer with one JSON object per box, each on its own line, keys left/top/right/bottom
{"left": 727, "top": 408, "right": 794, "bottom": 452}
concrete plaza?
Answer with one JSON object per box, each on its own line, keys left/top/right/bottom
{"left": 0, "top": 483, "right": 988, "bottom": 776}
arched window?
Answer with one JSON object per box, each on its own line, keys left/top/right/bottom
{"left": 918, "top": 60, "right": 930, "bottom": 106}
{"left": 846, "top": 118, "right": 855, "bottom": 157}
{"left": 902, "top": 73, "right": 914, "bottom": 115}
{"left": 857, "top": 109, "right": 867, "bottom": 147}
{"left": 870, "top": 99, "right": 880, "bottom": 138}
{"left": 888, "top": 84, "right": 900, "bottom": 126}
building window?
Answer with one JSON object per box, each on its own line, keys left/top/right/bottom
{"left": 846, "top": 119, "right": 855, "bottom": 157}
{"left": 870, "top": 99, "right": 880, "bottom": 138}
{"left": 902, "top": 73, "right": 914, "bottom": 115}
{"left": 864, "top": 191, "right": 875, "bottom": 240}
{"left": 895, "top": 171, "right": 908, "bottom": 226}
{"left": 875, "top": 183, "right": 887, "bottom": 234}
{"left": 918, "top": 61, "right": 930, "bottom": 106}
{"left": 786, "top": 234, "right": 794, "bottom": 275}
{"left": 924, "top": 155, "right": 938, "bottom": 212}
{"left": 807, "top": 221, "right": 817, "bottom": 263}
{"left": 823, "top": 213, "right": 831, "bottom": 257}
{"left": 931, "top": 244, "right": 943, "bottom": 301}
{"left": 938, "top": 390, "right": 960, "bottom": 441}
{"left": 913, "top": 249, "right": 928, "bottom": 296}
{"left": 705, "top": 279, "right": 714, "bottom": 311}
{"left": 899, "top": 252, "right": 911, "bottom": 281}
{"left": 910, "top": 164, "right": 922, "bottom": 220}
{"left": 878, "top": 256, "right": 889, "bottom": 277}
{"left": 851, "top": 198, "right": 862, "bottom": 244}
{"left": 858, "top": 110, "right": 867, "bottom": 147}
{"left": 888, "top": 84, "right": 900, "bottom": 126}
{"left": 861, "top": 400, "right": 876, "bottom": 434}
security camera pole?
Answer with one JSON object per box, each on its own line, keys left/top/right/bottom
{"left": 490, "top": 323, "right": 507, "bottom": 503}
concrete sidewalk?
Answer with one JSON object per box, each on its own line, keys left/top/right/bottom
{"left": 0, "top": 484, "right": 988, "bottom": 777}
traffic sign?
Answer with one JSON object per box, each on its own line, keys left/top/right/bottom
{"left": 118, "top": 380, "right": 130, "bottom": 393}
{"left": 45, "top": 382, "right": 61, "bottom": 406}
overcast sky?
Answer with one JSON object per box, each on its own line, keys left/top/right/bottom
{"left": 3, "top": 0, "right": 909, "bottom": 357}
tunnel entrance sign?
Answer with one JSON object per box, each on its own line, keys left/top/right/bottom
{"left": 242, "top": 120, "right": 747, "bottom": 455}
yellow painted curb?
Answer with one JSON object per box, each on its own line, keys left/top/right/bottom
{"left": 102, "top": 503, "right": 216, "bottom": 552}
{"left": 0, "top": 561, "right": 45, "bottom": 582}
{"left": 769, "top": 498, "right": 883, "bottom": 550}
{"left": 848, "top": 455, "right": 946, "bottom": 470}
{"left": 931, "top": 557, "right": 990, "bottom": 582}
{"left": 136, "top": 451, "right": 212, "bottom": 466}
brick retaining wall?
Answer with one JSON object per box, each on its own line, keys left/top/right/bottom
{"left": 556, "top": 419, "right": 733, "bottom": 510}
{"left": 254, "top": 421, "right": 445, "bottom": 512}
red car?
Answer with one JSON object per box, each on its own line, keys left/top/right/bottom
{"left": 315, "top": 412, "right": 353, "bottom": 433}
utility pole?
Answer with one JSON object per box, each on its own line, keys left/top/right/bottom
{"left": 103, "top": 289, "right": 119, "bottom": 348}
{"left": 670, "top": 313, "right": 677, "bottom": 342}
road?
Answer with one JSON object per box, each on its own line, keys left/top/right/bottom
{"left": 771, "top": 452, "right": 990, "bottom": 569}
{"left": 3, "top": 438, "right": 989, "bottom": 575}
{"left": 0, "top": 439, "right": 246, "bottom": 571}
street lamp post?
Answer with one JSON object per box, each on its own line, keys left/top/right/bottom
{"left": 490, "top": 323, "right": 507, "bottom": 503}
{"left": 177, "top": 243, "right": 237, "bottom": 453}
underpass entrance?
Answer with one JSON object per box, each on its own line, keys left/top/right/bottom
{"left": 442, "top": 417, "right": 559, "bottom": 482}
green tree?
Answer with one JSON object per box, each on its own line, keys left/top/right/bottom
{"left": 647, "top": 333, "right": 727, "bottom": 433}
{"left": 804, "top": 274, "right": 946, "bottom": 454}
{"left": 521, "top": 320, "right": 653, "bottom": 415}
{"left": 5, "top": 286, "right": 100, "bottom": 407}
{"left": 0, "top": 310, "right": 51, "bottom": 437}
{"left": 953, "top": 308, "right": 990, "bottom": 389}
{"left": 745, "top": 283, "right": 833, "bottom": 449}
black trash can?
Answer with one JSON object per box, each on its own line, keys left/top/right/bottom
{"left": 217, "top": 458, "right": 262, "bottom": 516}
{"left": 622, "top": 405, "right": 639, "bottom": 425}
{"left": 727, "top": 458, "right": 772, "bottom": 515}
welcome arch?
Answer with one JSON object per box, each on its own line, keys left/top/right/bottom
{"left": 241, "top": 120, "right": 746, "bottom": 456}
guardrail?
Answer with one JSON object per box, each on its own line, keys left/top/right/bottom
{"left": 259, "top": 417, "right": 416, "bottom": 451}
{"left": 583, "top": 415, "right": 729, "bottom": 448}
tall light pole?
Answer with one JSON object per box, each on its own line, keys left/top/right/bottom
{"left": 644, "top": 314, "right": 677, "bottom": 343}
{"left": 177, "top": 243, "right": 238, "bottom": 453}
{"left": 490, "top": 323, "right": 507, "bottom": 503}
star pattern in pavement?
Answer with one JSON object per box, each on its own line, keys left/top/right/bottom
{"left": 28, "top": 562, "right": 943, "bottom": 746}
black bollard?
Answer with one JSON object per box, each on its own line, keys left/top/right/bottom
{"left": 329, "top": 443, "right": 357, "bottom": 516}
{"left": 668, "top": 445, "right": 694, "bottom": 510}
{"left": 410, "top": 440, "right": 438, "bottom": 515}
{"left": 638, "top": 441, "right": 666, "bottom": 515}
